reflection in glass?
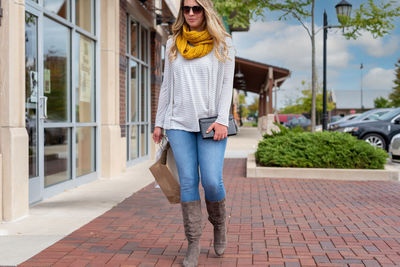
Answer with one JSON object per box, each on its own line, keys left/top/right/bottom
{"left": 130, "top": 125, "right": 138, "bottom": 160}
{"left": 140, "top": 125, "right": 148, "bottom": 157}
{"left": 141, "top": 27, "right": 148, "bottom": 61}
{"left": 25, "top": 13, "right": 38, "bottom": 178}
{"left": 44, "top": 17, "right": 70, "bottom": 122}
{"left": 141, "top": 65, "right": 147, "bottom": 121}
{"left": 75, "top": 34, "right": 95, "bottom": 122}
{"left": 44, "top": 0, "right": 69, "bottom": 20}
{"left": 44, "top": 128, "right": 70, "bottom": 187}
{"left": 76, "top": 127, "right": 95, "bottom": 177}
{"left": 130, "top": 20, "right": 137, "bottom": 57}
{"left": 130, "top": 61, "right": 138, "bottom": 122}
{"left": 75, "top": 0, "right": 94, "bottom": 33}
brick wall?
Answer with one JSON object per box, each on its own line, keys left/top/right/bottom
{"left": 119, "top": 0, "right": 127, "bottom": 137}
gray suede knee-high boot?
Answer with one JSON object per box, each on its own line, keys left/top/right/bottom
{"left": 205, "top": 198, "right": 226, "bottom": 256}
{"left": 181, "top": 200, "right": 202, "bottom": 267}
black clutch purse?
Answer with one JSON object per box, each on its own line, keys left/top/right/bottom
{"left": 199, "top": 114, "right": 238, "bottom": 139}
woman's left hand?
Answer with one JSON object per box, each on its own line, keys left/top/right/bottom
{"left": 207, "top": 122, "right": 228, "bottom": 141}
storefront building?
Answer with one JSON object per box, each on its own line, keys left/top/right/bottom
{"left": 0, "top": 0, "right": 178, "bottom": 222}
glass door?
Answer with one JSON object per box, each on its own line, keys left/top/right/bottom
{"left": 26, "top": 0, "right": 98, "bottom": 204}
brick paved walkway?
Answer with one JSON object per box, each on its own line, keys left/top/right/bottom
{"left": 20, "top": 159, "right": 400, "bottom": 267}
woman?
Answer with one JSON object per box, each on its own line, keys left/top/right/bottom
{"left": 152, "top": 0, "right": 234, "bottom": 265}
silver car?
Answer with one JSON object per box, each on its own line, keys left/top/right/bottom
{"left": 389, "top": 133, "right": 400, "bottom": 162}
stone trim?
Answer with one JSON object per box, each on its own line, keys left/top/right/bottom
{"left": 247, "top": 153, "right": 399, "bottom": 181}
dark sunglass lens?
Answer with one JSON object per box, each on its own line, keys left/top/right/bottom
{"left": 192, "top": 6, "right": 203, "bottom": 13}
{"left": 182, "top": 6, "right": 203, "bottom": 14}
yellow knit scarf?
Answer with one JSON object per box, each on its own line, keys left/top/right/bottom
{"left": 176, "top": 24, "right": 214, "bottom": 60}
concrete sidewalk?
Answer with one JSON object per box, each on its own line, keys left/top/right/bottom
{"left": 0, "top": 127, "right": 262, "bottom": 266}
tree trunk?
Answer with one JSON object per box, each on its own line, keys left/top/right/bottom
{"left": 310, "top": 0, "right": 316, "bottom": 132}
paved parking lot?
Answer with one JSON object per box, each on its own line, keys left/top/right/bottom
{"left": 20, "top": 159, "right": 400, "bottom": 266}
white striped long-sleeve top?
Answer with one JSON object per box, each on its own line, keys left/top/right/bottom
{"left": 155, "top": 37, "right": 235, "bottom": 132}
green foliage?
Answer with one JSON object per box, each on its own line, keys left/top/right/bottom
{"left": 374, "top": 96, "right": 392, "bottom": 108}
{"left": 341, "top": 0, "right": 400, "bottom": 39}
{"left": 255, "top": 131, "right": 388, "bottom": 169}
{"left": 248, "top": 97, "right": 259, "bottom": 114}
{"left": 238, "top": 93, "right": 246, "bottom": 105}
{"left": 389, "top": 59, "right": 400, "bottom": 107}
{"left": 263, "top": 123, "right": 304, "bottom": 139}
{"left": 280, "top": 80, "right": 335, "bottom": 115}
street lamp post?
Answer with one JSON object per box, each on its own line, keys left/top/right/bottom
{"left": 322, "top": 0, "right": 352, "bottom": 131}
{"left": 360, "top": 63, "right": 364, "bottom": 111}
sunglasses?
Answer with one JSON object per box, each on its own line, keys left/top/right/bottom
{"left": 182, "top": 5, "right": 204, "bottom": 14}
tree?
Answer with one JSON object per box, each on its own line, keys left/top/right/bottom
{"left": 280, "top": 80, "right": 335, "bottom": 124}
{"left": 248, "top": 96, "right": 259, "bottom": 118}
{"left": 374, "top": 97, "right": 392, "bottom": 108}
{"left": 389, "top": 59, "right": 400, "bottom": 107}
{"left": 213, "top": 0, "right": 400, "bottom": 131}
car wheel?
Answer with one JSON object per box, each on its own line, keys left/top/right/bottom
{"left": 363, "top": 134, "right": 386, "bottom": 150}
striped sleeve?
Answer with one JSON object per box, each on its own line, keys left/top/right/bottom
{"left": 155, "top": 38, "right": 173, "bottom": 128}
{"left": 215, "top": 37, "right": 235, "bottom": 127}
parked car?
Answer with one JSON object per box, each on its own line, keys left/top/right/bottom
{"left": 330, "top": 115, "right": 344, "bottom": 123}
{"left": 275, "top": 114, "right": 303, "bottom": 125}
{"left": 327, "top": 113, "right": 360, "bottom": 130}
{"left": 339, "top": 108, "right": 400, "bottom": 150}
{"left": 330, "top": 108, "right": 393, "bottom": 131}
{"left": 389, "top": 133, "right": 400, "bottom": 162}
{"left": 286, "top": 116, "right": 311, "bottom": 130}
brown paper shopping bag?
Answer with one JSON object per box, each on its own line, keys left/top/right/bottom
{"left": 149, "top": 142, "right": 181, "bottom": 204}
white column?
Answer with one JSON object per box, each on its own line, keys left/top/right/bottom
{"left": 0, "top": 0, "right": 29, "bottom": 221}
{"left": 100, "top": 0, "right": 122, "bottom": 178}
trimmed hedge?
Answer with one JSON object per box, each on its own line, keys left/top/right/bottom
{"left": 255, "top": 131, "right": 388, "bottom": 169}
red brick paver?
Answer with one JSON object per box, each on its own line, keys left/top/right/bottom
{"left": 20, "top": 159, "right": 400, "bottom": 266}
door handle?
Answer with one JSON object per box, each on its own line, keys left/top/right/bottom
{"left": 39, "top": 96, "right": 48, "bottom": 119}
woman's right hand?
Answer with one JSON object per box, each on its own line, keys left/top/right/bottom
{"left": 152, "top": 127, "right": 164, "bottom": 144}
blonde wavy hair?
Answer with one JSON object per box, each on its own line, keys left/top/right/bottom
{"left": 169, "top": 0, "right": 231, "bottom": 62}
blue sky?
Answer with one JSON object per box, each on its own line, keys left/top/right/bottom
{"left": 232, "top": 0, "right": 400, "bottom": 108}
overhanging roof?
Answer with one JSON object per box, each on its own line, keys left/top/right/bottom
{"left": 234, "top": 57, "right": 290, "bottom": 94}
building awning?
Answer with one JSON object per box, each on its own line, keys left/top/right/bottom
{"left": 234, "top": 57, "right": 290, "bottom": 94}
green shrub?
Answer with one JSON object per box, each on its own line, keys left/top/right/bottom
{"left": 255, "top": 131, "right": 388, "bottom": 169}
{"left": 263, "top": 123, "right": 304, "bottom": 139}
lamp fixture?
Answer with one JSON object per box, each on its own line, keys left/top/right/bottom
{"left": 235, "top": 70, "right": 244, "bottom": 79}
{"left": 335, "top": 0, "right": 352, "bottom": 25}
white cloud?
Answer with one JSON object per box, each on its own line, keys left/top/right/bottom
{"left": 233, "top": 21, "right": 353, "bottom": 73}
{"left": 349, "top": 32, "right": 399, "bottom": 57}
{"left": 363, "top": 67, "right": 395, "bottom": 90}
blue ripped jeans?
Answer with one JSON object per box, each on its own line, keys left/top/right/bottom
{"left": 166, "top": 129, "right": 227, "bottom": 202}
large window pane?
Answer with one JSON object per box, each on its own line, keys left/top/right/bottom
{"left": 130, "top": 60, "right": 138, "bottom": 122}
{"left": 75, "top": 34, "right": 95, "bottom": 122}
{"left": 44, "top": 0, "right": 70, "bottom": 20}
{"left": 130, "top": 20, "right": 137, "bottom": 57}
{"left": 75, "top": 0, "right": 94, "bottom": 33}
{"left": 141, "top": 27, "right": 148, "bottom": 61}
{"left": 44, "top": 128, "right": 71, "bottom": 187}
{"left": 25, "top": 13, "right": 38, "bottom": 178}
{"left": 44, "top": 17, "right": 70, "bottom": 122}
{"left": 141, "top": 65, "right": 147, "bottom": 121}
{"left": 130, "top": 125, "right": 138, "bottom": 160}
{"left": 76, "top": 127, "right": 95, "bottom": 177}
